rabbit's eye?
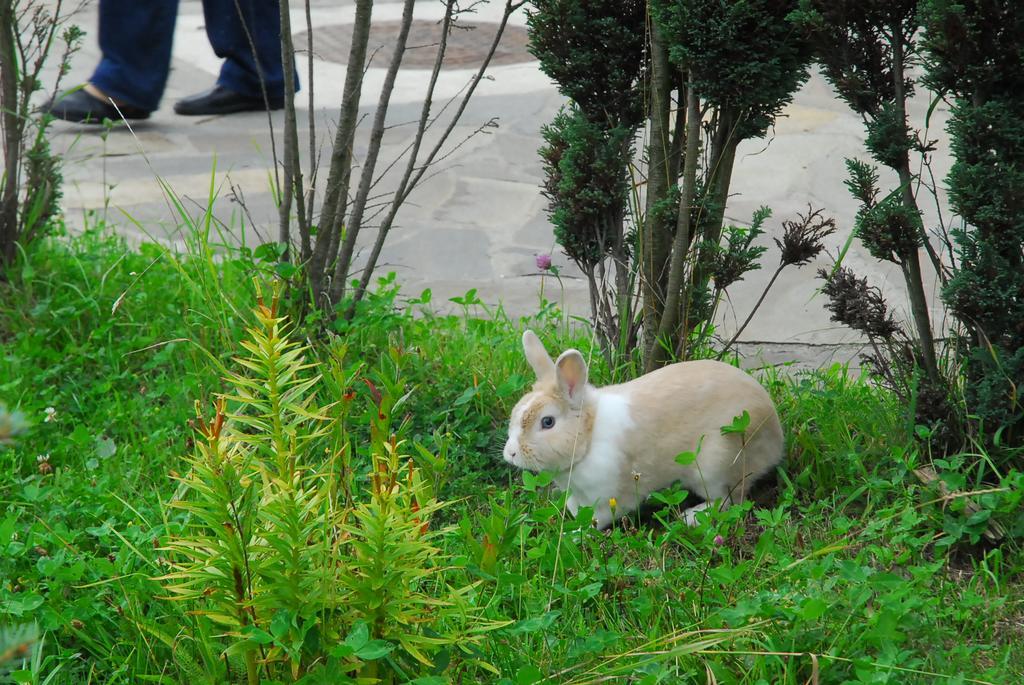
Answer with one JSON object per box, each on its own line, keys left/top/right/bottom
{"left": 540, "top": 416, "right": 555, "bottom": 429}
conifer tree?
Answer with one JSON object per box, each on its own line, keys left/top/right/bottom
{"left": 922, "top": 0, "right": 1024, "bottom": 449}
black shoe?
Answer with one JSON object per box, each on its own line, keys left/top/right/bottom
{"left": 41, "top": 88, "right": 150, "bottom": 123}
{"left": 173, "top": 85, "right": 283, "bottom": 116}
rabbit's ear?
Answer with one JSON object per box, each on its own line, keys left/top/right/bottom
{"left": 555, "top": 349, "right": 588, "bottom": 408}
{"left": 523, "top": 330, "right": 555, "bottom": 381}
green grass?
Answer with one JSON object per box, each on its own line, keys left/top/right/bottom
{"left": 1, "top": 228, "right": 1022, "bottom": 683}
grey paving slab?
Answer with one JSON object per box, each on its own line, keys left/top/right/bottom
{"left": 41, "top": 0, "right": 956, "bottom": 368}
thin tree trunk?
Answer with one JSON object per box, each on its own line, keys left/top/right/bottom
{"left": 309, "top": 0, "right": 372, "bottom": 304}
{"left": 649, "top": 80, "right": 699, "bottom": 371}
{"left": 329, "top": 0, "right": 417, "bottom": 306}
{"left": 891, "top": 26, "right": 939, "bottom": 384}
{"left": 585, "top": 265, "right": 601, "bottom": 337}
{"left": 896, "top": 152, "right": 940, "bottom": 384}
{"left": 612, "top": 182, "right": 630, "bottom": 352}
{"left": 0, "top": 0, "right": 22, "bottom": 265}
{"left": 278, "top": 0, "right": 300, "bottom": 259}
{"left": 667, "top": 75, "right": 686, "bottom": 183}
{"left": 706, "top": 137, "right": 737, "bottom": 247}
{"left": 901, "top": 254, "right": 939, "bottom": 378}
{"left": 590, "top": 261, "right": 614, "bottom": 372}
{"left": 702, "top": 105, "right": 738, "bottom": 251}
{"left": 0, "top": 8, "right": 22, "bottom": 264}
{"left": 690, "top": 106, "right": 738, "bottom": 321}
{"left": 641, "top": 18, "right": 673, "bottom": 365}
{"left": 303, "top": 0, "right": 317, "bottom": 233}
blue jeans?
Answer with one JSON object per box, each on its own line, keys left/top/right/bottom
{"left": 90, "top": 0, "right": 295, "bottom": 112}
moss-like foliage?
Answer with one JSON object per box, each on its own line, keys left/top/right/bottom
{"left": 923, "top": 0, "right": 1024, "bottom": 447}
{"left": 842, "top": 159, "right": 922, "bottom": 266}
{"left": 792, "top": 0, "right": 918, "bottom": 118}
{"left": 920, "top": 0, "right": 1024, "bottom": 102}
{"left": 858, "top": 198, "right": 923, "bottom": 266}
{"left": 708, "top": 207, "right": 771, "bottom": 291}
{"left": 538, "top": 107, "right": 633, "bottom": 269}
{"left": 864, "top": 101, "right": 918, "bottom": 170}
{"left": 528, "top": 0, "right": 645, "bottom": 274}
{"left": 526, "top": 0, "right": 648, "bottom": 129}
{"left": 652, "top": 0, "right": 813, "bottom": 140}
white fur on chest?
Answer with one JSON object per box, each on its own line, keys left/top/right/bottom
{"left": 554, "top": 391, "right": 632, "bottom": 524}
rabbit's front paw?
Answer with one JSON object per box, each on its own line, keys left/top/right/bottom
{"left": 683, "top": 501, "right": 712, "bottom": 527}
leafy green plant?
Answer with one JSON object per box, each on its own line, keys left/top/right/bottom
{"left": 160, "top": 293, "right": 338, "bottom": 682}
{"left": 921, "top": 0, "right": 1024, "bottom": 457}
{"left": 0, "top": 0, "right": 81, "bottom": 264}
{"left": 460, "top": 491, "right": 528, "bottom": 576}
{"left": 160, "top": 290, "right": 501, "bottom": 683}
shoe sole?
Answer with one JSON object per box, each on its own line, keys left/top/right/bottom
{"left": 46, "top": 111, "right": 151, "bottom": 124}
{"left": 174, "top": 102, "right": 284, "bottom": 116}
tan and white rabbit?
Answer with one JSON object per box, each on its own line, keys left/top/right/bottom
{"left": 503, "top": 330, "right": 785, "bottom": 528}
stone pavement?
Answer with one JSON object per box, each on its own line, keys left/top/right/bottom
{"left": 44, "top": 0, "right": 954, "bottom": 369}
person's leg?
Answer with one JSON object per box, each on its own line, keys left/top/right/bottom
{"left": 201, "top": 0, "right": 294, "bottom": 104}
{"left": 90, "top": 0, "right": 180, "bottom": 112}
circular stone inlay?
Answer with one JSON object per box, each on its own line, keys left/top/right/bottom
{"left": 294, "top": 19, "right": 534, "bottom": 69}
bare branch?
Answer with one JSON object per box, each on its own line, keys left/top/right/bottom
{"left": 397, "top": 1, "right": 521, "bottom": 204}
{"left": 346, "top": 0, "right": 524, "bottom": 313}
{"left": 309, "top": 0, "right": 373, "bottom": 303}
{"left": 277, "top": 0, "right": 302, "bottom": 258}
{"left": 330, "top": 0, "right": 419, "bottom": 305}
{"left": 303, "top": 0, "right": 317, "bottom": 232}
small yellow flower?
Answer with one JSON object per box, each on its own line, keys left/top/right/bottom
{"left": 609, "top": 498, "right": 617, "bottom": 511}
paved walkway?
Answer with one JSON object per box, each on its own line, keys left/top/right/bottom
{"left": 46, "top": 0, "right": 954, "bottom": 368}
